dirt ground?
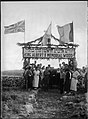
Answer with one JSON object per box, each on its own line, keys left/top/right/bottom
{"left": 2, "top": 88, "right": 88, "bottom": 119}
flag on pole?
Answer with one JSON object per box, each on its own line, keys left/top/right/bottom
{"left": 57, "top": 22, "right": 73, "bottom": 43}
{"left": 41, "top": 22, "right": 52, "bottom": 46}
{"left": 4, "top": 20, "right": 25, "bottom": 34}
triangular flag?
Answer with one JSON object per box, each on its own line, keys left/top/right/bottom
{"left": 41, "top": 22, "right": 52, "bottom": 46}
{"left": 57, "top": 22, "right": 73, "bottom": 43}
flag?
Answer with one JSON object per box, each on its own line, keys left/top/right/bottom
{"left": 57, "top": 22, "right": 73, "bottom": 43}
{"left": 41, "top": 22, "right": 52, "bottom": 46}
{"left": 4, "top": 20, "right": 25, "bottom": 34}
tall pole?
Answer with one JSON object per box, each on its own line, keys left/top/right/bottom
{"left": 87, "top": 1, "right": 88, "bottom": 67}
{"left": 23, "top": 20, "right": 26, "bottom": 68}
{"left": 24, "top": 20, "right": 25, "bottom": 43}
{"left": 72, "top": 21, "right": 75, "bottom": 69}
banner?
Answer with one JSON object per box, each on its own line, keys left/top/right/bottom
{"left": 23, "top": 47, "right": 75, "bottom": 59}
{"left": 4, "top": 20, "right": 25, "bottom": 34}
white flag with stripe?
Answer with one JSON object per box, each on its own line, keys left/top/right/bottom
{"left": 57, "top": 22, "right": 73, "bottom": 43}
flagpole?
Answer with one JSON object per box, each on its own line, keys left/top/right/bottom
{"left": 72, "top": 21, "right": 76, "bottom": 69}
{"left": 24, "top": 20, "right": 25, "bottom": 43}
{"left": 72, "top": 21, "right": 74, "bottom": 44}
{"left": 24, "top": 31, "right": 25, "bottom": 43}
{"left": 23, "top": 20, "right": 26, "bottom": 69}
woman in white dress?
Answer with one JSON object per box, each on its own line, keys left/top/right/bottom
{"left": 70, "top": 68, "right": 80, "bottom": 92}
{"left": 33, "top": 67, "right": 40, "bottom": 89}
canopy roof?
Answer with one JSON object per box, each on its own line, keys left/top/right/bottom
{"left": 17, "top": 34, "right": 79, "bottom": 48}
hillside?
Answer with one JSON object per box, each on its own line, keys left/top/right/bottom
{"left": 1, "top": 70, "right": 24, "bottom": 77}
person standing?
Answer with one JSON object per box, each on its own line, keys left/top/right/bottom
{"left": 64, "top": 69, "right": 71, "bottom": 94}
{"left": 40, "top": 66, "right": 45, "bottom": 89}
{"left": 56, "top": 68, "right": 60, "bottom": 90}
{"left": 43, "top": 67, "right": 50, "bottom": 91}
{"left": 70, "top": 68, "right": 80, "bottom": 93}
{"left": 23, "top": 65, "right": 30, "bottom": 91}
{"left": 49, "top": 68, "right": 55, "bottom": 89}
{"left": 33, "top": 66, "right": 40, "bottom": 90}
{"left": 38, "top": 64, "right": 42, "bottom": 88}
{"left": 28, "top": 66, "right": 33, "bottom": 90}
{"left": 59, "top": 68, "right": 65, "bottom": 94}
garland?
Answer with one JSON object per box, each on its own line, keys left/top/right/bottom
{"left": 17, "top": 34, "right": 79, "bottom": 48}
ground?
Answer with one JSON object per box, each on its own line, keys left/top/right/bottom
{"left": 2, "top": 88, "right": 88, "bottom": 119}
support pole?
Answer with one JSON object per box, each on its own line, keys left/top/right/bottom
{"left": 24, "top": 31, "right": 25, "bottom": 43}
{"left": 28, "top": 58, "right": 30, "bottom": 65}
{"left": 58, "top": 59, "right": 60, "bottom": 68}
{"left": 23, "top": 58, "right": 26, "bottom": 69}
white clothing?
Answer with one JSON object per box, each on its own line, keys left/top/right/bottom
{"left": 70, "top": 78, "right": 78, "bottom": 91}
{"left": 70, "top": 70, "right": 80, "bottom": 91}
{"left": 33, "top": 70, "right": 40, "bottom": 88}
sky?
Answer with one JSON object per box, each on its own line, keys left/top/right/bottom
{"left": 1, "top": 1, "right": 87, "bottom": 71}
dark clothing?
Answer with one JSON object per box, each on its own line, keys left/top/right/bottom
{"left": 56, "top": 71, "right": 60, "bottom": 90}
{"left": 49, "top": 70, "right": 55, "bottom": 88}
{"left": 59, "top": 71, "right": 65, "bottom": 94}
{"left": 38, "top": 74, "right": 41, "bottom": 88}
{"left": 28, "top": 69, "right": 33, "bottom": 89}
{"left": 84, "top": 72, "right": 87, "bottom": 93}
{"left": 64, "top": 71, "right": 71, "bottom": 93}
{"left": 43, "top": 76, "right": 49, "bottom": 91}
{"left": 28, "top": 77, "right": 33, "bottom": 89}
{"left": 60, "top": 78, "right": 64, "bottom": 94}
{"left": 43, "top": 69, "right": 50, "bottom": 91}
{"left": 23, "top": 69, "right": 33, "bottom": 90}
{"left": 23, "top": 69, "right": 29, "bottom": 90}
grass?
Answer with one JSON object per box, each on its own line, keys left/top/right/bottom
{"left": 2, "top": 89, "right": 88, "bottom": 119}
{"left": 1, "top": 70, "right": 88, "bottom": 119}
{"left": 1, "top": 70, "right": 24, "bottom": 77}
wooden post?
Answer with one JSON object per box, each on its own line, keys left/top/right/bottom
{"left": 23, "top": 58, "right": 25, "bottom": 69}
{"left": 23, "top": 58, "right": 28, "bottom": 69}
{"left": 28, "top": 58, "right": 30, "bottom": 65}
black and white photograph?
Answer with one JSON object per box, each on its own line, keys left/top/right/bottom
{"left": 1, "top": 1, "right": 88, "bottom": 119}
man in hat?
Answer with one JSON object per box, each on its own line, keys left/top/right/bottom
{"left": 23, "top": 64, "right": 33, "bottom": 91}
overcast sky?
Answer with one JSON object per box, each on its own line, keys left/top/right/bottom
{"left": 1, "top": 1, "right": 87, "bottom": 70}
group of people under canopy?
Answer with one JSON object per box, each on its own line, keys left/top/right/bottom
{"left": 23, "top": 60, "right": 87, "bottom": 94}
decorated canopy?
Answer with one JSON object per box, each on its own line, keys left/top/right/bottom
{"left": 17, "top": 22, "right": 79, "bottom": 60}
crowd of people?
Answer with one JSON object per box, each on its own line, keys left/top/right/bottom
{"left": 23, "top": 61, "right": 87, "bottom": 95}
